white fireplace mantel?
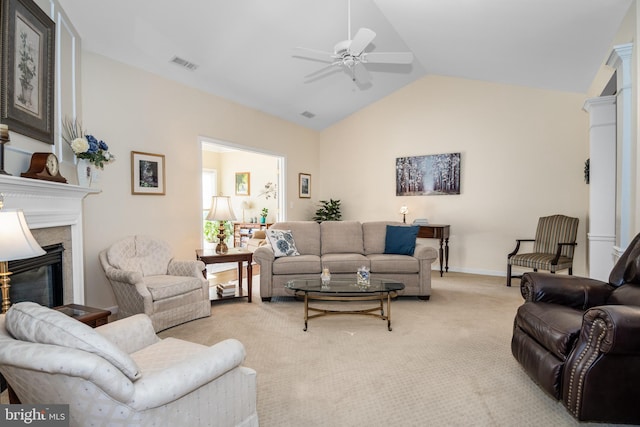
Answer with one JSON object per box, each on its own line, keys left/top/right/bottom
{"left": 0, "top": 174, "right": 98, "bottom": 304}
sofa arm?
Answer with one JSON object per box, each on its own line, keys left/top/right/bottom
{"left": 129, "top": 338, "right": 246, "bottom": 410}
{"left": 582, "top": 305, "right": 640, "bottom": 354}
{"left": 520, "top": 272, "right": 613, "bottom": 309}
{"left": 167, "top": 259, "right": 206, "bottom": 278}
{"left": 254, "top": 246, "right": 275, "bottom": 263}
{"left": 563, "top": 305, "right": 640, "bottom": 421}
{"left": 96, "top": 314, "right": 160, "bottom": 354}
{"left": 413, "top": 244, "right": 438, "bottom": 261}
{"left": 105, "top": 266, "right": 143, "bottom": 285}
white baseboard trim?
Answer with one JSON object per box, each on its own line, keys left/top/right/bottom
{"left": 432, "top": 267, "right": 505, "bottom": 277}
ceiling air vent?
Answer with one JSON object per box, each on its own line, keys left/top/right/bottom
{"left": 170, "top": 56, "right": 199, "bottom": 71}
{"left": 301, "top": 111, "right": 315, "bottom": 119}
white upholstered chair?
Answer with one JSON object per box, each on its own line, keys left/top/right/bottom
{"left": 0, "top": 302, "right": 258, "bottom": 427}
{"left": 99, "top": 235, "right": 210, "bottom": 332}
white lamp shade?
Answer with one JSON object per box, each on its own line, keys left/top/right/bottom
{"left": 400, "top": 205, "right": 409, "bottom": 215}
{"left": 0, "top": 210, "right": 46, "bottom": 261}
{"left": 241, "top": 200, "right": 252, "bottom": 209}
{"left": 206, "top": 196, "right": 237, "bottom": 221}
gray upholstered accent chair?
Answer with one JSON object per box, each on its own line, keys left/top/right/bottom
{"left": 99, "top": 235, "right": 210, "bottom": 332}
{"left": 0, "top": 302, "right": 258, "bottom": 427}
{"left": 506, "top": 214, "right": 579, "bottom": 287}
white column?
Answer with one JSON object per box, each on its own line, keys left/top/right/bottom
{"left": 606, "top": 43, "right": 633, "bottom": 250}
{"left": 583, "top": 96, "right": 616, "bottom": 281}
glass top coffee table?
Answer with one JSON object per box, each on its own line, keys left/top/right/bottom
{"left": 285, "top": 278, "right": 405, "bottom": 331}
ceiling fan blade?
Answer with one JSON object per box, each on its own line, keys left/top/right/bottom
{"left": 361, "top": 52, "right": 414, "bottom": 64}
{"left": 292, "top": 47, "right": 335, "bottom": 63}
{"left": 305, "top": 67, "right": 343, "bottom": 84}
{"left": 305, "top": 62, "right": 340, "bottom": 78}
{"left": 352, "top": 62, "right": 371, "bottom": 84}
{"left": 348, "top": 28, "right": 376, "bottom": 56}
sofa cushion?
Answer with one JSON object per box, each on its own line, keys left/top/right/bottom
{"left": 107, "top": 237, "right": 143, "bottom": 274}
{"left": 134, "top": 235, "right": 174, "bottom": 276}
{"left": 608, "top": 283, "right": 640, "bottom": 306}
{"left": 271, "top": 222, "right": 321, "bottom": 256}
{"left": 515, "top": 302, "right": 583, "bottom": 360}
{"left": 368, "top": 254, "right": 419, "bottom": 274}
{"left": 144, "top": 275, "right": 205, "bottom": 301}
{"left": 107, "top": 235, "right": 173, "bottom": 276}
{"left": 363, "top": 221, "right": 404, "bottom": 255}
{"left": 273, "top": 255, "right": 322, "bottom": 275}
{"left": 320, "top": 221, "right": 364, "bottom": 255}
{"left": 385, "top": 225, "right": 419, "bottom": 255}
{"left": 322, "top": 253, "right": 369, "bottom": 273}
{"left": 5, "top": 302, "right": 141, "bottom": 381}
{"left": 266, "top": 229, "right": 300, "bottom": 257}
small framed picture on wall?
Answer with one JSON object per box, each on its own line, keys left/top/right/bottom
{"left": 299, "top": 173, "right": 311, "bottom": 198}
{"left": 131, "top": 151, "right": 165, "bottom": 195}
{"left": 235, "top": 172, "right": 250, "bottom": 195}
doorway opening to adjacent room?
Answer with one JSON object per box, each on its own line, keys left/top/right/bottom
{"left": 200, "top": 137, "right": 285, "bottom": 251}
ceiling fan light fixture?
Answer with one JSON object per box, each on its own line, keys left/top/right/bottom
{"left": 293, "top": 1, "right": 412, "bottom": 87}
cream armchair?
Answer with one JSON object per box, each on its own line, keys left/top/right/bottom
{"left": 99, "top": 235, "right": 210, "bottom": 331}
{"left": 0, "top": 302, "right": 258, "bottom": 427}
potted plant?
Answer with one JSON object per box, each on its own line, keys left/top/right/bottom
{"left": 313, "top": 199, "right": 342, "bottom": 222}
{"left": 203, "top": 220, "right": 232, "bottom": 245}
{"left": 260, "top": 208, "right": 268, "bottom": 224}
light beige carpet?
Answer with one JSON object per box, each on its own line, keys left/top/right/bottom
{"left": 159, "top": 273, "right": 622, "bottom": 427}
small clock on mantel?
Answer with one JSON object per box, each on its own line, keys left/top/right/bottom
{"left": 21, "top": 152, "right": 67, "bottom": 183}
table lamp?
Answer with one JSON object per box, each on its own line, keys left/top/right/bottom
{"left": 0, "top": 208, "right": 46, "bottom": 313}
{"left": 241, "top": 200, "right": 252, "bottom": 222}
{"left": 206, "top": 196, "right": 237, "bottom": 254}
{"left": 400, "top": 205, "right": 409, "bottom": 224}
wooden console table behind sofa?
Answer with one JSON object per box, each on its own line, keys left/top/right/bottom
{"left": 417, "top": 225, "right": 450, "bottom": 277}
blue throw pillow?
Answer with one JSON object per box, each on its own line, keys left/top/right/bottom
{"left": 384, "top": 225, "right": 419, "bottom": 255}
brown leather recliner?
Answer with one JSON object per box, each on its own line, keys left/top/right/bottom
{"left": 512, "top": 233, "right": 640, "bottom": 424}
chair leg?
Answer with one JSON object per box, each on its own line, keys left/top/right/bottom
{"left": 507, "top": 264, "right": 512, "bottom": 287}
{"left": 569, "top": 268, "right": 573, "bottom": 275}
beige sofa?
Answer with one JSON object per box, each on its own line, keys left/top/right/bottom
{"left": 254, "top": 221, "right": 438, "bottom": 301}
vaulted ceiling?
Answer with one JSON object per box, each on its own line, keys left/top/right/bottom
{"left": 58, "top": 0, "right": 632, "bottom": 131}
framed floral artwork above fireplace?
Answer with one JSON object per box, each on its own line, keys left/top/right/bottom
{"left": 0, "top": 0, "right": 55, "bottom": 144}
{"left": 131, "top": 151, "right": 165, "bottom": 195}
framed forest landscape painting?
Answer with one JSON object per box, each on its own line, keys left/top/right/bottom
{"left": 396, "top": 153, "right": 461, "bottom": 196}
{"left": 131, "top": 151, "right": 165, "bottom": 195}
{"left": 0, "top": 0, "right": 55, "bottom": 144}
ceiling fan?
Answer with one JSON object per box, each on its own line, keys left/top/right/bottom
{"left": 293, "top": 0, "right": 413, "bottom": 85}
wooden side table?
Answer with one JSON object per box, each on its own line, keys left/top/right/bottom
{"left": 54, "top": 303, "right": 111, "bottom": 328}
{"left": 7, "top": 303, "right": 111, "bottom": 404}
{"left": 417, "top": 224, "right": 451, "bottom": 277}
{"left": 196, "top": 248, "right": 253, "bottom": 303}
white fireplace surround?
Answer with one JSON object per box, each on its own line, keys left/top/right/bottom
{"left": 0, "top": 174, "right": 96, "bottom": 304}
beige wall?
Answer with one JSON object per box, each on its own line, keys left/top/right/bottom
{"left": 9, "top": 3, "right": 638, "bottom": 308}
{"left": 319, "top": 75, "right": 589, "bottom": 276}
{"left": 217, "top": 150, "right": 280, "bottom": 223}
{"left": 80, "top": 52, "right": 318, "bottom": 307}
